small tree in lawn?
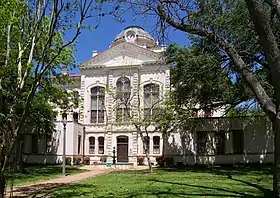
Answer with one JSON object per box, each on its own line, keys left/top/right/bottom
{"left": 155, "top": 95, "right": 201, "bottom": 165}
{"left": 110, "top": 77, "right": 165, "bottom": 173}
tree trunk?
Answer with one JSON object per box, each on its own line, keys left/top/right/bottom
{"left": 16, "top": 138, "right": 25, "bottom": 173}
{"left": 0, "top": 172, "right": 6, "bottom": 198}
{"left": 145, "top": 151, "right": 153, "bottom": 173}
{"left": 139, "top": 132, "right": 153, "bottom": 173}
{"left": 272, "top": 116, "right": 280, "bottom": 197}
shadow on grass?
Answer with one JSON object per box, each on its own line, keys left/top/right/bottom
{"left": 10, "top": 182, "right": 68, "bottom": 198}
{"left": 7, "top": 165, "right": 83, "bottom": 185}
{"left": 148, "top": 165, "right": 273, "bottom": 198}
{"left": 148, "top": 178, "right": 273, "bottom": 198}
{"left": 10, "top": 166, "right": 273, "bottom": 198}
{"left": 47, "top": 179, "right": 272, "bottom": 198}
{"left": 157, "top": 164, "right": 273, "bottom": 176}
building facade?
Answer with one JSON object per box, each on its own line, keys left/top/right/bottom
{"left": 22, "top": 26, "right": 274, "bottom": 166}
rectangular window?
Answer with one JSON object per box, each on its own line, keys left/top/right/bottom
{"left": 116, "top": 108, "right": 122, "bottom": 122}
{"left": 215, "top": 132, "right": 225, "bottom": 154}
{"left": 193, "top": 110, "right": 198, "bottom": 118}
{"left": 24, "top": 134, "right": 32, "bottom": 154}
{"left": 153, "top": 136, "right": 160, "bottom": 154}
{"left": 45, "top": 134, "right": 52, "bottom": 153}
{"left": 89, "top": 137, "right": 95, "bottom": 154}
{"left": 143, "top": 136, "right": 150, "bottom": 154}
{"left": 91, "top": 91, "right": 105, "bottom": 123}
{"left": 144, "top": 108, "right": 150, "bottom": 117}
{"left": 78, "top": 135, "right": 81, "bottom": 154}
{"left": 204, "top": 108, "right": 212, "bottom": 117}
{"left": 32, "top": 135, "right": 38, "bottom": 154}
{"left": 98, "top": 110, "right": 104, "bottom": 123}
{"left": 123, "top": 108, "right": 130, "bottom": 121}
{"left": 232, "top": 130, "right": 244, "bottom": 154}
{"left": 197, "top": 132, "right": 207, "bottom": 155}
{"left": 98, "top": 137, "right": 104, "bottom": 154}
{"left": 91, "top": 110, "right": 97, "bottom": 123}
{"left": 116, "top": 107, "right": 130, "bottom": 122}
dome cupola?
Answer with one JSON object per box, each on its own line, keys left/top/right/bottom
{"left": 110, "top": 26, "right": 157, "bottom": 48}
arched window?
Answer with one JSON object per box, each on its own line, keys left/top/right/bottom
{"left": 98, "top": 137, "right": 104, "bottom": 154}
{"left": 153, "top": 136, "right": 160, "bottom": 154}
{"left": 89, "top": 137, "right": 95, "bottom": 154}
{"left": 91, "top": 86, "right": 105, "bottom": 123}
{"left": 73, "top": 112, "right": 79, "bottom": 122}
{"left": 143, "top": 136, "right": 150, "bottom": 154}
{"left": 144, "top": 83, "right": 160, "bottom": 116}
{"left": 116, "top": 76, "right": 131, "bottom": 122}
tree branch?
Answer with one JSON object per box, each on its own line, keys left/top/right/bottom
{"left": 157, "top": 0, "right": 276, "bottom": 117}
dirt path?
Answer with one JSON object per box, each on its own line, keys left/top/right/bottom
{"left": 7, "top": 168, "right": 112, "bottom": 197}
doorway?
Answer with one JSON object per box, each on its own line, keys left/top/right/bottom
{"left": 117, "top": 136, "right": 128, "bottom": 162}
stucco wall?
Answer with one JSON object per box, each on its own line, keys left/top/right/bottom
{"left": 165, "top": 117, "right": 273, "bottom": 165}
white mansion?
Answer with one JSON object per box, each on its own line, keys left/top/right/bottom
{"left": 22, "top": 26, "right": 274, "bottom": 166}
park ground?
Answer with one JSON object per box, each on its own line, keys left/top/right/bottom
{"left": 6, "top": 165, "right": 86, "bottom": 186}
{"left": 48, "top": 165, "right": 273, "bottom": 197}
{"left": 7, "top": 165, "right": 273, "bottom": 197}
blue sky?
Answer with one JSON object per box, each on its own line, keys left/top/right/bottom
{"left": 69, "top": 8, "right": 190, "bottom": 74}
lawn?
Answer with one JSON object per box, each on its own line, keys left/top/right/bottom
{"left": 49, "top": 166, "right": 273, "bottom": 198}
{"left": 6, "top": 164, "right": 86, "bottom": 186}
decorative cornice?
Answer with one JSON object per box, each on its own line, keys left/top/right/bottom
{"left": 79, "top": 42, "right": 163, "bottom": 70}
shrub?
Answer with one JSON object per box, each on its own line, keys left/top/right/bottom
{"left": 165, "top": 157, "right": 174, "bottom": 167}
{"left": 65, "top": 157, "right": 72, "bottom": 166}
{"left": 83, "top": 156, "right": 90, "bottom": 165}
{"left": 137, "top": 157, "right": 145, "bottom": 165}
{"left": 156, "top": 156, "right": 164, "bottom": 167}
{"left": 73, "top": 157, "right": 82, "bottom": 165}
{"left": 156, "top": 156, "right": 174, "bottom": 167}
{"left": 100, "top": 156, "right": 107, "bottom": 163}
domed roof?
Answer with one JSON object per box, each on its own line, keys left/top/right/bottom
{"left": 110, "top": 26, "right": 157, "bottom": 48}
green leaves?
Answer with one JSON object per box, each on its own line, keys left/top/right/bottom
{"left": 167, "top": 44, "right": 249, "bottom": 110}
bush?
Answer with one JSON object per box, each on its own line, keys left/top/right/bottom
{"left": 137, "top": 157, "right": 145, "bottom": 165}
{"left": 156, "top": 156, "right": 164, "bottom": 167}
{"left": 165, "top": 157, "right": 174, "bottom": 167}
{"left": 83, "top": 156, "right": 90, "bottom": 165}
{"left": 65, "top": 157, "right": 72, "bottom": 165}
{"left": 156, "top": 156, "right": 174, "bottom": 167}
{"left": 73, "top": 157, "right": 82, "bottom": 165}
{"left": 100, "top": 156, "right": 107, "bottom": 163}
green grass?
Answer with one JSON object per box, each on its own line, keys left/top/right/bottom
{"left": 7, "top": 164, "right": 86, "bottom": 186}
{"left": 49, "top": 166, "right": 273, "bottom": 198}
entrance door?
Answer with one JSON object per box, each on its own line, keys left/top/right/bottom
{"left": 117, "top": 136, "right": 128, "bottom": 162}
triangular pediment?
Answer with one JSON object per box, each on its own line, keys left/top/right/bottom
{"left": 80, "top": 42, "right": 163, "bottom": 69}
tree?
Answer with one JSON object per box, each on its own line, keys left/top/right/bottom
{"left": 0, "top": 0, "right": 101, "bottom": 196}
{"left": 155, "top": 96, "right": 197, "bottom": 165}
{"left": 123, "top": 0, "right": 280, "bottom": 196}
{"left": 109, "top": 76, "right": 165, "bottom": 173}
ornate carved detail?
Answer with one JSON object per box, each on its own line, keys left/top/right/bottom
{"left": 79, "top": 75, "right": 85, "bottom": 123}
{"left": 80, "top": 42, "right": 162, "bottom": 68}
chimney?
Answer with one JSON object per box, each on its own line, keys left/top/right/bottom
{"left": 92, "top": 50, "right": 98, "bottom": 57}
{"left": 61, "top": 67, "right": 68, "bottom": 75}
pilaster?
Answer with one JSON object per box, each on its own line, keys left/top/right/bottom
{"left": 80, "top": 75, "right": 85, "bottom": 123}
{"left": 106, "top": 131, "right": 113, "bottom": 162}
{"left": 165, "top": 69, "right": 170, "bottom": 95}
{"left": 107, "top": 72, "right": 114, "bottom": 123}
{"left": 132, "top": 70, "right": 139, "bottom": 118}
